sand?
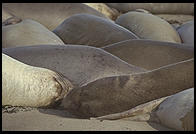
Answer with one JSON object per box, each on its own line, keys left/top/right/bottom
{"left": 2, "top": 107, "right": 173, "bottom": 131}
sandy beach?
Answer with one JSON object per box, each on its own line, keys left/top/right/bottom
{"left": 2, "top": 107, "right": 173, "bottom": 131}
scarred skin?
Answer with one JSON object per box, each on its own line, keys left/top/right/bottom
{"left": 2, "top": 53, "right": 73, "bottom": 107}
{"left": 61, "top": 59, "right": 194, "bottom": 118}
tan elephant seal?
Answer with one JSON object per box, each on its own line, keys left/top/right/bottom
{"left": 2, "top": 7, "right": 14, "bottom": 22}
{"left": 115, "top": 11, "right": 182, "bottom": 43}
{"left": 135, "top": 9, "right": 150, "bottom": 14}
{"left": 2, "top": 53, "right": 73, "bottom": 107}
{"left": 2, "top": 3, "right": 108, "bottom": 31}
{"left": 2, "top": 19, "right": 64, "bottom": 48}
{"left": 177, "top": 21, "right": 194, "bottom": 45}
{"left": 83, "top": 3, "right": 120, "bottom": 20}
{"left": 2, "top": 7, "right": 22, "bottom": 25}
{"left": 96, "top": 88, "right": 194, "bottom": 131}
{"left": 53, "top": 14, "right": 138, "bottom": 47}
{"left": 3, "top": 45, "right": 146, "bottom": 87}
{"left": 2, "top": 16, "right": 22, "bottom": 26}
{"left": 102, "top": 39, "right": 194, "bottom": 70}
{"left": 106, "top": 3, "right": 194, "bottom": 15}
{"left": 61, "top": 58, "right": 194, "bottom": 117}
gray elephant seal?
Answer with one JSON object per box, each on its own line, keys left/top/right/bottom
{"left": 2, "top": 3, "right": 108, "bottom": 31}
{"left": 115, "top": 11, "right": 181, "bottom": 43}
{"left": 2, "top": 19, "right": 64, "bottom": 48}
{"left": 106, "top": 3, "right": 194, "bottom": 15}
{"left": 95, "top": 88, "right": 194, "bottom": 131}
{"left": 61, "top": 58, "right": 194, "bottom": 117}
{"left": 53, "top": 14, "right": 138, "bottom": 47}
{"left": 177, "top": 21, "right": 194, "bottom": 45}
{"left": 3, "top": 45, "right": 146, "bottom": 87}
{"left": 102, "top": 39, "right": 194, "bottom": 70}
{"left": 2, "top": 53, "right": 73, "bottom": 107}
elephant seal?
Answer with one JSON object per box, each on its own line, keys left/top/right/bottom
{"left": 2, "top": 7, "right": 14, "bottom": 22}
{"left": 106, "top": 3, "right": 194, "bottom": 15}
{"left": 102, "top": 39, "right": 194, "bottom": 70}
{"left": 61, "top": 58, "right": 194, "bottom": 117}
{"left": 2, "top": 19, "right": 64, "bottom": 48}
{"left": 95, "top": 88, "right": 194, "bottom": 131}
{"left": 83, "top": 3, "right": 120, "bottom": 20}
{"left": 115, "top": 11, "right": 182, "bottom": 43}
{"left": 2, "top": 53, "right": 73, "bottom": 107}
{"left": 177, "top": 21, "right": 194, "bottom": 45}
{"left": 3, "top": 45, "right": 146, "bottom": 87}
{"left": 156, "top": 88, "right": 194, "bottom": 131}
{"left": 53, "top": 14, "right": 138, "bottom": 47}
{"left": 2, "top": 3, "right": 108, "bottom": 31}
{"left": 2, "top": 7, "right": 22, "bottom": 25}
{"left": 2, "top": 16, "right": 22, "bottom": 26}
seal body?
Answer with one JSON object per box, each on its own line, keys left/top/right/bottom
{"left": 61, "top": 59, "right": 194, "bottom": 117}
{"left": 177, "top": 21, "right": 194, "bottom": 45}
{"left": 156, "top": 88, "right": 194, "bottom": 131}
{"left": 3, "top": 45, "right": 146, "bottom": 87}
{"left": 2, "top": 19, "right": 64, "bottom": 48}
{"left": 53, "top": 14, "right": 138, "bottom": 47}
{"left": 102, "top": 39, "right": 194, "bottom": 70}
{"left": 2, "top": 3, "right": 108, "bottom": 30}
{"left": 95, "top": 88, "right": 194, "bottom": 131}
{"left": 115, "top": 11, "right": 182, "bottom": 43}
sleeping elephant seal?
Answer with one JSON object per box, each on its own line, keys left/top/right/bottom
{"left": 156, "top": 88, "right": 194, "bottom": 131}
{"left": 96, "top": 88, "right": 194, "bottom": 131}
{"left": 102, "top": 39, "right": 194, "bottom": 70}
{"left": 2, "top": 3, "right": 108, "bottom": 31}
{"left": 83, "top": 3, "right": 120, "bottom": 20}
{"left": 61, "top": 58, "right": 194, "bottom": 117}
{"left": 115, "top": 11, "right": 181, "bottom": 43}
{"left": 2, "top": 53, "right": 73, "bottom": 107}
{"left": 2, "top": 19, "right": 64, "bottom": 48}
{"left": 106, "top": 3, "right": 194, "bottom": 15}
{"left": 53, "top": 14, "right": 138, "bottom": 47}
{"left": 177, "top": 21, "right": 194, "bottom": 45}
{"left": 3, "top": 45, "right": 146, "bottom": 87}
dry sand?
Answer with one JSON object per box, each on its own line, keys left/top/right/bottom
{"left": 2, "top": 107, "right": 173, "bottom": 131}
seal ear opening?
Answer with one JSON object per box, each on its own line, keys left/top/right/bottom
{"left": 2, "top": 16, "right": 22, "bottom": 26}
